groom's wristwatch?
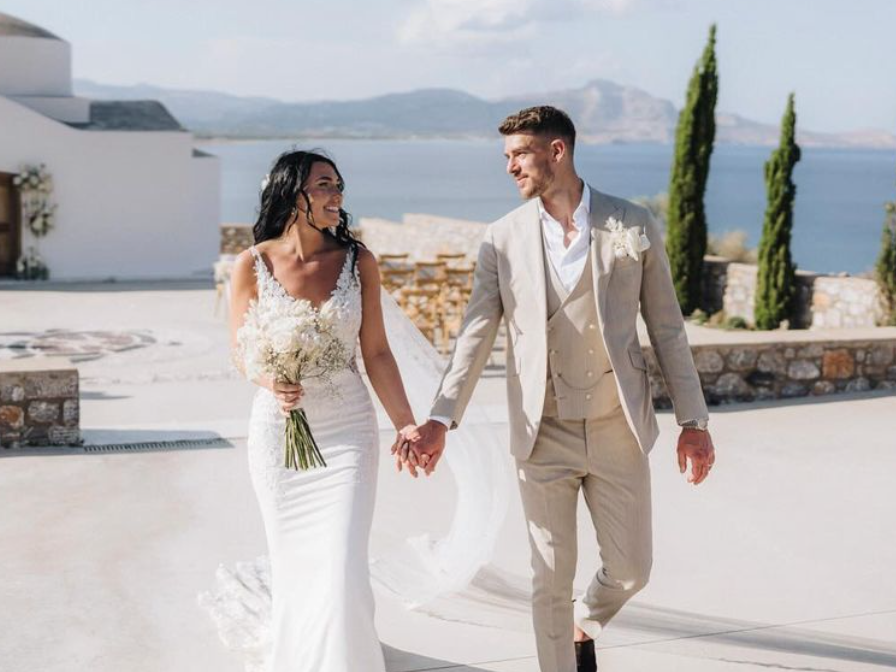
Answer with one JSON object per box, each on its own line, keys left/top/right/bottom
{"left": 680, "top": 418, "right": 709, "bottom": 431}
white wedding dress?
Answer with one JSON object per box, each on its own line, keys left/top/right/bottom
{"left": 241, "top": 246, "right": 384, "bottom": 672}
{"left": 200, "top": 244, "right": 512, "bottom": 672}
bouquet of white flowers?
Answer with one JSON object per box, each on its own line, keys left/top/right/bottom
{"left": 236, "top": 297, "right": 351, "bottom": 470}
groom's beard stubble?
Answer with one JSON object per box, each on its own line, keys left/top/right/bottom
{"left": 522, "top": 168, "right": 556, "bottom": 201}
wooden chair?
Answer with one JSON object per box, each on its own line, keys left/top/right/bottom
{"left": 436, "top": 252, "right": 468, "bottom": 268}
{"left": 377, "top": 253, "right": 411, "bottom": 270}
{"left": 445, "top": 266, "right": 474, "bottom": 290}
{"left": 380, "top": 267, "right": 414, "bottom": 300}
{"left": 399, "top": 287, "right": 443, "bottom": 345}
{"left": 440, "top": 266, "right": 475, "bottom": 349}
{"left": 413, "top": 260, "right": 447, "bottom": 289}
{"left": 213, "top": 257, "right": 235, "bottom": 316}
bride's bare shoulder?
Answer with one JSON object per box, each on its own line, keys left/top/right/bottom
{"left": 230, "top": 248, "right": 259, "bottom": 289}
{"left": 356, "top": 247, "right": 379, "bottom": 280}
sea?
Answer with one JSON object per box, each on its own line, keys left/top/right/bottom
{"left": 202, "top": 139, "right": 896, "bottom": 276}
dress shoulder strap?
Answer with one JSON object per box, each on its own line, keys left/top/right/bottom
{"left": 248, "top": 245, "right": 267, "bottom": 276}
{"left": 247, "top": 245, "right": 271, "bottom": 297}
{"left": 349, "top": 244, "right": 363, "bottom": 284}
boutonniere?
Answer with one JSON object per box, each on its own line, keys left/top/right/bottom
{"left": 606, "top": 216, "right": 651, "bottom": 261}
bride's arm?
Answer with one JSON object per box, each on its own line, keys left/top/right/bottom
{"left": 356, "top": 249, "right": 416, "bottom": 434}
{"left": 229, "top": 251, "right": 301, "bottom": 413}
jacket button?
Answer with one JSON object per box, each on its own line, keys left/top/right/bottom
{"left": 585, "top": 393, "right": 592, "bottom": 400}
{"left": 587, "top": 371, "right": 593, "bottom": 377}
{"left": 588, "top": 348, "right": 595, "bottom": 355}
{"left": 588, "top": 323, "right": 596, "bottom": 330}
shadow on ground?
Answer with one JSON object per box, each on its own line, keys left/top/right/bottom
{"left": 418, "top": 567, "right": 896, "bottom": 669}
{"left": 0, "top": 279, "right": 214, "bottom": 292}
{"left": 384, "top": 645, "right": 494, "bottom": 672}
{"left": 0, "top": 429, "right": 235, "bottom": 458}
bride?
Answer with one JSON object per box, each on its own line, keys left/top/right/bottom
{"left": 225, "top": 149, "right": 422, "bottom": 672}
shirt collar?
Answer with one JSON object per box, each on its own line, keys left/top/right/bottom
{"left": 537, "top": 182, "right": 591, "bottom": 231}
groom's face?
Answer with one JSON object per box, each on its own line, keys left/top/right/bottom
{"left": 503, "top": 133, "right": 555, "bottom": 200}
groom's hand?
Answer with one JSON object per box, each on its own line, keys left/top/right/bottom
{"left": 409, "top": 419, "right": 448, "bottom": 477}
{"left": 677, "top": 429, "right": 715, "bottom": 485}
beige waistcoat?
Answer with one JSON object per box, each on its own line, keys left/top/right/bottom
{"left": 542, "top": 238, "right": 621, "bottom": 420}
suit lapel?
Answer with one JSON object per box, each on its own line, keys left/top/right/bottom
{"left": 519, "top": 199, "right": 547, "bottom": 330}
{"left": 588, "top": 186, "right": 622, "bottom": 330}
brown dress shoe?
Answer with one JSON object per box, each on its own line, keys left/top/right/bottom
{"left": 575, "top": 638, "right": 597, "bottom": 672}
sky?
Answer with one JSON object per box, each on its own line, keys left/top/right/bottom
{"left": 5, "top": 0, "right": 896, "bottom": 133}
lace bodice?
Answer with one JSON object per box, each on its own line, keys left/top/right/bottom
{"left": 248, "top": 245, "right": 363, "bottom": 365}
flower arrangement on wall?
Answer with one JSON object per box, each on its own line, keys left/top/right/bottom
{"left": 12, "top": 164, "right": 56, "bottom": 280}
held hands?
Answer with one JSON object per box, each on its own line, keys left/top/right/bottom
{"left": 391, "top": 419, "right": 447, "bottom": 478}
{"left": 677, "top": 428, "right": 716, "bottom": 485}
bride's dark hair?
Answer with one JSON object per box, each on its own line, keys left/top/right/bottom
{"left": 253, "top": 149, "right": 364, "bottom": 268}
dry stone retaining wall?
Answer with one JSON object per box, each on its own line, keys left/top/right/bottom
{"left": 717, "top": 262, "right": 884, "bottom": 329}
{"left": 220, "top": 224, "right": 254, "bottom": 255}
{"left": 0, "top": 366, "right": 81, "bottom": 448}
{"left": 643, "top": 338, "right": 896, "bottom": 407}
{"left": 358, "top": 214, "right": 487, "bottom": 261}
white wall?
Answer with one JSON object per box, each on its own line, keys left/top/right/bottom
{"left": 8, "top": 96, "right": 90, "bottom": 123}
{"left": 190, "top": 153, "right": 222, "bottom": 276}
{"left": 0, "top": 97, "right": 220, "bottom": 280}
{"left": 0, "top": 37, "right": 72, "bottom": 96}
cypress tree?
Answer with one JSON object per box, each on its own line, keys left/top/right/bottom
{"left": 754, "top": 94, "right": 801, "bottom": 330}
{"left": 666, "top": 24, "right": 719, "bottom": 315}
{"left": 875, "top": 187, "right": 896, "bottom": 325}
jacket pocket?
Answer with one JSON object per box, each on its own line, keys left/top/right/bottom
{"left": 613, "top": 256, "right": 641, "bottom": 271}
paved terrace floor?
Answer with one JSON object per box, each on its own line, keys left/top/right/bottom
{"left": 2, "top": 281, "right": 895, "bottom": 671}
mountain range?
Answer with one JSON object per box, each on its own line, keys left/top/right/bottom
{"left": 73, "top": 78, "right": 896, "bottom": 149}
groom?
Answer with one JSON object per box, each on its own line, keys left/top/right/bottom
{"left": 402, "top": 106, "right": 715, "bottom": 672}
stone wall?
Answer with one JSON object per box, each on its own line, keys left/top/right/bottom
{"left": 219, "top": 215, "right": 487, "bottom": 262}
{"left": 0, "top": 361, "right": 81, "bottom": 447}
{"left": 643, "top": 337, "right": 896, "bottom": 408}
{"left": 701, "top": 256, "right": 730, "bottom": 315}
{"left": 718, "top": 262, "right": 884, "bottom": 329}
{"left": 810, "top": 276, "right": 886, "bottom": 329}
{"left": 220, "top": 224, "right": 254, "bottom": 255}
{"left": 358, "top": 214, "right": 486, "bottom": 261}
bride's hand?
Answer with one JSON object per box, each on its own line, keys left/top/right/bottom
{"left": 392, "top": 424, "right": 422, "bottom": 477}
{"left": 272, "top": 380, "right": 303, "bottom": 417}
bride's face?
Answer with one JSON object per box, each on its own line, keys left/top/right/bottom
{"left": 299, "top": 161, "right": 344, "bottom": 228}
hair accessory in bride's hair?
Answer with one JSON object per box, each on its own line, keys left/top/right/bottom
{"left": 260, "top": 174, "right": 271, "bottom": 191}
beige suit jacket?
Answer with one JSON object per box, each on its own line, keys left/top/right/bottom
{"left": 430, "top": 186, "right": 709, "bottom": 460}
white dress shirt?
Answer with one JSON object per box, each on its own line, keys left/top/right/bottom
{"left": 537, "top": 186, "right": 591, "bottom": 293}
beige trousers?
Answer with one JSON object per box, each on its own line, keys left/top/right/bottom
{"left": 516, "top": 408, "right": 653, "bottom": 672}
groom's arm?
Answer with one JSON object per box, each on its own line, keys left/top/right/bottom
{"left": 639, "top": 210, "right": 715, "bottom": 485}
{"left": 429, "top": 225, "right": 504, "bottom": 428}
{"left": 638, "top": 212, "right": 709, "bottom": 425}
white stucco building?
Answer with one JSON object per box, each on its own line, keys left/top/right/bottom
{"left": 0, "top": 12, "right": 219, "bottom": 280}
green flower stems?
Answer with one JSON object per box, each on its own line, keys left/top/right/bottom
{"left": 284, "top": 408, "right": 327, "bottom": 470}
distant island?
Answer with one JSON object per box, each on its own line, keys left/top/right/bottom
{"left": 74, "top": 78, "right": 896, "bottom": 149}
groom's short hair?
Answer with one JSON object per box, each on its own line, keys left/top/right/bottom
{"left": 498, "top": 106, "right": 576, "bottom": 152}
